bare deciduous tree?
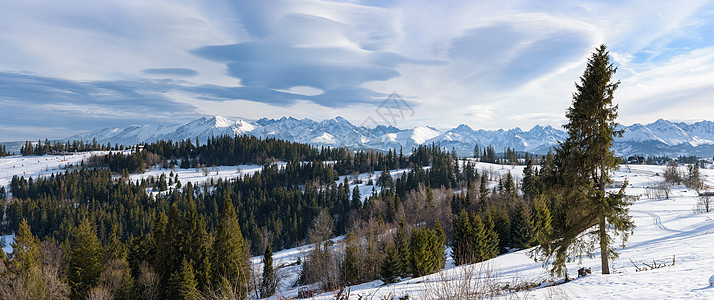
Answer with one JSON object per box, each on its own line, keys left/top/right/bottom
{"left": 697, "top": 195, "right": 712, "bottom": 213}
{"left": 137, "top": 263, "right": 160, "bottom": 300}
{"left": 656, "top": 181, "right": 671, "bottom": 200}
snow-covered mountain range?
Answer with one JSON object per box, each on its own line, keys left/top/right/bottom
{"left": 67, "top": 116, "right": 714, "bottom": 157}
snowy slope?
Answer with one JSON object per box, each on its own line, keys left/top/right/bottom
{"left": 254, "top": 163, "right": 714, "bottom": 299}
{"left": 66, "top": 116, "right": 714, "bottom": 157}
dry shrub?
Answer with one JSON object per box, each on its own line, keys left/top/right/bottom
{"left": 136, "top": 262, "right": 160, "bottom": 300}
{"left": 0, "top": 266, "right": 70, "bottom": 300}
{"left": 422, "top": 263, "right": 530, "bottom": 300}
{"left": 86, "top": 285, "right": 113, "bottom": 300}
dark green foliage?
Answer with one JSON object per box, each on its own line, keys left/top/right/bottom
{"left": 341, "top": 234, "right": 361, "bottom": 285}
{"left": 531, "top": 196, "right": 553, "bottom": 245}
{"left": 380, "top": 242, "right": 401, "bottom": 284}
{"left": 479, "top": 175, "right": 489, "bottom": 210}
{"left": 67, "top": 218, "right": 105, "bottom": 299}
{"left": 395, "top": 218, "right": 411, "bottom": 277}
{"left": 260, "top": 244, "right": 276, "bottom": 298}
{"left": 168, "top": 258, "right": 200, "bottom": 300}
{"left": 521, "top": 159, "right": 536, "bottom": 200}
{"left": 127, "top": 234, "right": 154, "bottom": 279}
{"left": 10, "top": 219, "right": 42, "bottom": 272}
{"left": 20, "top": 138, "right": 116, "bottom": 156}
{"left": 534, "top": 45, "right": 635, "bottom": 276}
{"left": 452, "top": 210, "right": 474, "bottom": 265}
{"left": 351, "top": 185, "right": 362, "bottom": 210}
{"left": 452, "top": 210, "right": 499, "bottom": 265}
{"left": 0, "top": 145, "right": 10, "bottom": 156}
{"left": 481, "top": 145, "right": 497, "bottom": 163}
{"left": 510, "top": 200, "right": 534, "bottom": 249}
{"left": 487, "top": 204, "right": 511, "bottom": 253}
{"left": 212, "top": 195, "right": 250, "bottom": 297}
{"left": 408, "top": 225, "right": 445, "bottom": 277}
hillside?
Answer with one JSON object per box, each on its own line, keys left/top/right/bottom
{"left": 250, "top": 162, "right": 714, "bottom": 299}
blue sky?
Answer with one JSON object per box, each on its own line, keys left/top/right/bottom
{"left": 2, "top": 0, "right": 714, "bottom": 141}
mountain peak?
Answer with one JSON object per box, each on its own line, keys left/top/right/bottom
{"left": 206, "top": 115, "right": 233, "bottom": 128}
{"left": 65, "top": 116, "right": 714, "bottom": 158}
{"left": 454, "top": 124, "right": 473, "bottom": 131}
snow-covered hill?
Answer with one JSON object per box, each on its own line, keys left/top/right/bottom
{"left": 250, "top": 162, "right": 714, "bottom": 299}
{"left": 67, "top": 116, "right": 714, "bottom": 157}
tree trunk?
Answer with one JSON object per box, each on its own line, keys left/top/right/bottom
{"left": 600, "top": 153, "right": 610, "bottom": 274}
{"left": 599, "top": 215, "right": 610, "bottom": 274}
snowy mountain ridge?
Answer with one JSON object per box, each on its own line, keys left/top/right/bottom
{"left": 67, "top": 116, "right": 714, "bottom": 157}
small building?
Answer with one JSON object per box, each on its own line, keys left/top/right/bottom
{"left": 627, "top": 156, "right": 645, "bottom": 164}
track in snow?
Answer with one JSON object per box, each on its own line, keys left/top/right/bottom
{"left": 633, "top": 210, "right": 680, "bottom": 232}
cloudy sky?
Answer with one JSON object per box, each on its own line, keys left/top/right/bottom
{"left": 2, "top": 0, "right": 714, "bottom": 141}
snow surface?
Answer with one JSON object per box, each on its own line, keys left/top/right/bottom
{"left": 128, "top": 164, "right": 273, "bottom": 190}
{"left": 0, "top": 151, "right": 111, "bottom": 188}
{"left": 1, "top": 234, "right": 14, "bottom": 254}
{"left": 252, "top": 163, "right": 714, "bottom": 299}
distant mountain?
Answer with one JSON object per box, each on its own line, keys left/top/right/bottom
{"left": 66, "top": 116, "right": 714, "bottom": 157}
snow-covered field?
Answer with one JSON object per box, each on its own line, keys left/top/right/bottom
{"left": 129, "top": 164, "right": 272, "bottom": 188}
{"left": 0, "top": 152, "right": 109, "bottom": 188}
{"left": 255, "top": 163, "right": 714, "bottom": 299}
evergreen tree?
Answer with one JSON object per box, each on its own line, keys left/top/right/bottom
{"left": 522, "top": 159, "right": 535, "bottom": 200}
{"left": 480, "top": 212, "right": 500, "bottom": 260}
{"left": 432, "top": 220, "right": 446, "bottom": 270}
{"left": 380, "top": 241, "right": 401, "bottom": 284}
{"left": 68, "top": 218, "right": 105, "bottom": 299}
{"left": 184, "top": 199, "right": 212, "bottom": 291}
{"left": 510, "top": 200, "right": 534, "bottom": 249}
{"left": 168, "top": 258, "right": 200, "bottom": 300}
{"left": 488, "top": 205, "right": 511, "bottom": 253}
{"left": 341, "top": 233, "right": 361, "bottom": 285}
{"left": 260, "top": 244, "right": 276, "bottom": 298}
{"left": 479, "top": 175, "right": 489, "bottom": 211}
{"left": 504, "top": 172, "right": 515, "bottom": 196}
{"left": 531, "top": 196, "right": 553, "bottom": 245}
{"left": 351, "top": 185, "right": 362, "bottom": 210}
{"left": 408, "top": 225, "right": 444, "bottom": 277}
{"left": 10, "top": 219, "right": 42, "bottom": 272}
{"left": 409, "top": 227, "right": 434, "bottom": 277}
{"left": 395, "top": 218, "right": 411, "bottom": 277}
{"left": 212, "top": 195, "right": 250, "bottom": 298}
{"left": 537, "top": 45, "right": 635, "bottom": 276}
{"left": 452, "top": 210, "right": 475, "bottom": 265}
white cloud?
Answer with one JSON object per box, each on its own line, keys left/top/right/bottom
{"left": 2, "top": 0, "right": 714, "bottom": 141}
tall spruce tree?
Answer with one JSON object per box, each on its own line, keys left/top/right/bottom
{"left": 341, "top": 233, "right": 361, "bottom": 285}
{"left": 531, "top": 196, "right": 553, "bottom": 245}
{"left": 184, "top": 199, "right": 212, "bottom": 291}
{"left": 452, "top": 210, "right": 475, "bottom": 265}
{"left": 10, "top": 219, "right": 42, "bottom": 272}
{"left": 392, "top": 218, "right": 410, "bottom": 276}
{"left": 212, "top": 194, "right": 250, "bottom": 298}
{"left": 68, "top": 218, "right": 105, "bottom": 299}
{"left": 260, "top": 244, "right": 276, "bottom": 298}
{"left": 537, "top": 45, "right": 634, "bottom": 276}
{"left": 168, "top": 258, "right": 200, "bottom": 300}
{"left": 510, "top": 200, "right": 534, "bottom": 249}
{"left": 380, "top": 241, "right": 401, "bottom": 284}
{"left": 473, "top": 212, "right": 499, "bottom": 262}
